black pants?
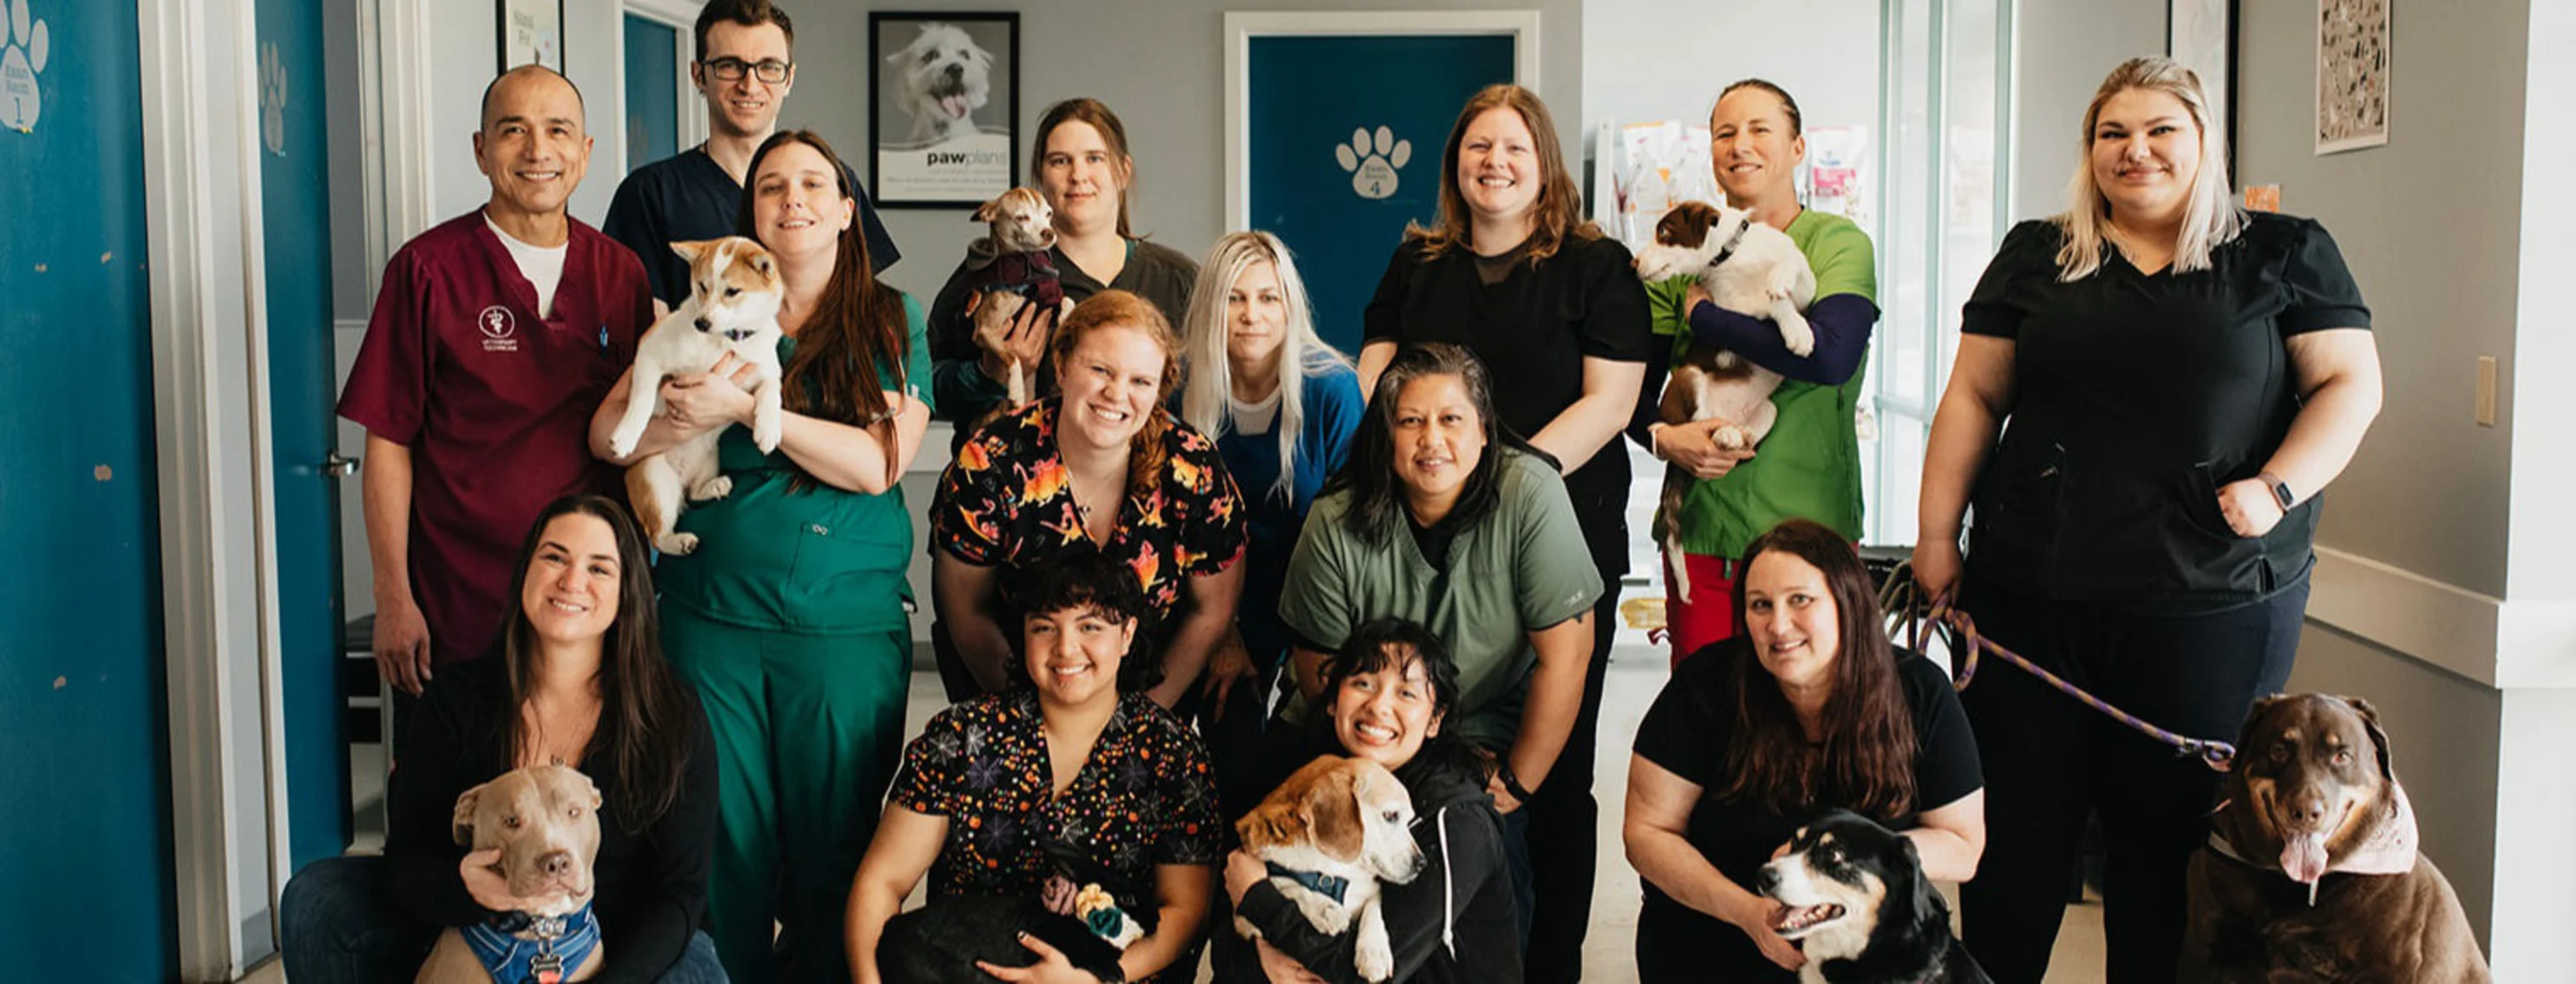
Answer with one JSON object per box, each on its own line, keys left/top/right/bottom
{"left": 1956, "top": 574, "right": 2306, "bottom": 984}
{"left": 1520, "top": 587, "right": 1620, "bottom": 984}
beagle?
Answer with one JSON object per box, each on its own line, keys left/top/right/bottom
{"left": 1234, "top": 757, "right": 1425, "bottom": 982}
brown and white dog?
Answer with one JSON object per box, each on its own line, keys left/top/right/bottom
{"left": 1234, "top": 757, "right": 1426, "bottom": 982}
{"left": 960, "top": 187, "right": 1070, "bottom": 413}
{"left": 606, "top": 237, "right": 785, "bottom": 555}
{"left": 1633, "top": 200, "right": 1817, "bottom": 597}
{"left": 415, "top": 764, "right": 607, "bottom": 983}
{"left": 2181, "top": 693, "right": 2491, "bottom": 982}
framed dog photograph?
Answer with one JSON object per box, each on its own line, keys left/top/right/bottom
{"left": 870, "top": 11, "right": 1020, "bottom": 208}
{"left": 497, "top": 0, "right": 565, "bottom": 73}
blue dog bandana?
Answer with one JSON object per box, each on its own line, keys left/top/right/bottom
{"left": 1265, "top": 862, "right": 1350, "bottom": 904}
{"left": 461, "top": 902, "right": 600, "bottom": 984}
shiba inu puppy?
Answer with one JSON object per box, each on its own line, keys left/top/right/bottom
{"left": 609, "top": 237, "right": 785, "bottom": 554}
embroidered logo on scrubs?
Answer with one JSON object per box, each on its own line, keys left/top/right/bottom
{"left": 478, "top": 305, "right": 520, "bottom": 352}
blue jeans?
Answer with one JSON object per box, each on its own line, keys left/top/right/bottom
{"left": 282, "top": 855, "right": 727, "bottom": 982}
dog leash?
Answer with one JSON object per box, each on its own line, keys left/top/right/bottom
{"left": 1878, "top": 562, "right": 2237, "bottom": 773}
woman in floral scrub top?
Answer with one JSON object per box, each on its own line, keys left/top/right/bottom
{"left": 847, "top": 552, "right": 1223, "bottom": 984}
{"left": 928, "top": 290, "right": 1248, "bottom": 711}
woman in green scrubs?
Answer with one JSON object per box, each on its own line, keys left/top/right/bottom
{"left": 591, "top": 129, "right": 933, "bottom": 983}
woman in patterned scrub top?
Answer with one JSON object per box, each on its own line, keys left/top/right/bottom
{"left": 845, "top": 551, "right": 1224, "bottom": 984}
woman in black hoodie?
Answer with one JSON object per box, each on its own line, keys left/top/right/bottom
{"left": 1219, "top": 618, "right": 1520, "bottom": 983}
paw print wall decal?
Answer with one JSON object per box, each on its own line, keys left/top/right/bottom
{"left": 0, "top": 0, "right": 49, "bottom": 133}
{"left": 1335, "top": 125, "right": 1410, "bottom": 200}
{"left": 260, "top": 41, "right": 287, "bottom": 155}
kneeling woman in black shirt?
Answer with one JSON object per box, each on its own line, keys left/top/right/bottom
{"left": 1221, "top": 618, "right": 1520, "bottom": 984}
{"left": 281, "top": 495, "right": 720, "bottom": 983}
{"left": 1626, "top": 519, "right": 1984, "bottom": 982}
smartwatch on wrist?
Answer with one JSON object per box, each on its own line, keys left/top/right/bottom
{"left": 1496, "top": 762, "right": 1535, "bottom": 803}
{"left": 2259, "top": 471, "right": 2296, "bottom": 511}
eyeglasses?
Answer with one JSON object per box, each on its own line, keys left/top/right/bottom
{"left": 703, "top": 57, "right": 791, "bottom": 83}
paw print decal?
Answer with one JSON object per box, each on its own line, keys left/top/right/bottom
{"left": 0, "top": 0, "right": 49, "bottom": 134}
{"left": 260, "top": 41, "right": 287, "bottom": 155}
{"left": 1335, "top": 125, "right": 1410, "bottom": 200}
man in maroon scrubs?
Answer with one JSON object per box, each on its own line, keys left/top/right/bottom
{"left": 338, "top": 65, "right": 652, "bottom": 693}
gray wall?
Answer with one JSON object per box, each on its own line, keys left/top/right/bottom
{"left": 784, "top": 0, "right": 1585, "bottom": 301}
{"left": 2236, "top": 0, "right": 2523, "bottom": 595}
{"left": 2007, "top": 0, "right": 2165, "bottom": 221}
{"left": 1579, "top": 0, "right": 1880, "bottom": 163}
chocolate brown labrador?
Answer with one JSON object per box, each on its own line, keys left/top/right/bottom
{"left": 2180, "top": 693, "right": 2489, "bottom": 982}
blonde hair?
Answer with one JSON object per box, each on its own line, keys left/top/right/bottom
{"left": 2052, "top": 56, "right": 2245, "bottom": 281}
{"left": 1179, "top": 232, "right": 1351, "bottom": 503}
{"left": 1409, "top": 84, "right": 1601, "bottom": 263}
{"left": 1052, "top": 290, "right": 1183, "bottom": 499}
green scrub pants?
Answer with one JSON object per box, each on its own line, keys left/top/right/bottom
{"left": 663, "top": 602, "right": 912, "bottom": 984}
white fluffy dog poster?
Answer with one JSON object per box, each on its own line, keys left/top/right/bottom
{"left": 870, "top": 13, "right": 1017, "bottom": 207}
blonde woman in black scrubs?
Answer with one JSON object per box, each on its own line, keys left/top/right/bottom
{"left": 1914, "top": 56, "right": 2382, "bottom": 984}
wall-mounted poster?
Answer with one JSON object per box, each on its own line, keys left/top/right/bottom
{"left": 2316, "top": 0, "right": 2390, "bottom": 154}
{"left": 498, "top": 0, "right": 564, "bottom": 73}
{"left": 870, "top": 11, "right": 1017, "bottom": 207}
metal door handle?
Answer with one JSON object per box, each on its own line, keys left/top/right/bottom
{"left": 324, "top": 452, "right": 362, "bottom": 478}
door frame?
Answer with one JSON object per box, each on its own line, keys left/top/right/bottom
{"left": 1221, "top": 10, "right": 1542, "bottom": 231}
{"left": 137, "top": 0, "right": 299, "bottom": 977}
{"left": 618, "top": 0, "right": 709, "bottom": 175}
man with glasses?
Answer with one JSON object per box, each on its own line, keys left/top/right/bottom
{"left": 606, "top": 0, "right": 899, "bottom": 315}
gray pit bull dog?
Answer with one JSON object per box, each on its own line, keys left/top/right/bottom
{"left": 415, "top": 764, "right": 608, "bottom": 983}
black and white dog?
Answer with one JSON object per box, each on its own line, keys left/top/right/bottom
{"left": 1756, "top": 810, "right": 1991, "bottom": 984}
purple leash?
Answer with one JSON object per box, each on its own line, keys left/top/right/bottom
{"left": 1883, "top": 568, "right": 2236, "bottom": 773}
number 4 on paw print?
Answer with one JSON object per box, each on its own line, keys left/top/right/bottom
{"left": 1335, "top": 125, "right": 1410, "bottom": 200}
{"left": 0, "top": 0, "right": 49, "bottom": 133}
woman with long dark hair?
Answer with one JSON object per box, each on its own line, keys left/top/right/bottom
{"left": 1218, "top": 618, "right": 1520, "bottom": 984}
{"left": 589, "top": 128, "right": 935, "bottom": 981}
{"left": 281, "top": 495, "right": 721, "bottom": 982}
{"left": 1625, "top": 519, "right": 1985, "bottom": 981}
{"left": 1274, "top": 343, "right": 1599, "bottom": 943}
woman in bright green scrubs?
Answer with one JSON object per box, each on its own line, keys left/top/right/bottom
{"left": 591, "top": 129, "right": 933, "bottom": 983}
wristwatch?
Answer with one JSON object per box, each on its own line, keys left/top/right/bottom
{"left": 1496, "top": 762, "right": 1536, "bottom": 803}
{"left": 2259, "top": 471, "right": 2295, "bottom": 511}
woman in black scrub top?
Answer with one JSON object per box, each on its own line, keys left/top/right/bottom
{"left": 1357, "top": 82, "right": 1652, "bottom": 984}
{"left": 1913, "top": 57, "right": 2383, "bottom": 984}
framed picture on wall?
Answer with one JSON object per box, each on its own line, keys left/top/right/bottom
{"left": 2316, "top": 0, "right": 2392, "bottom": 154}
{"left": 869, "top": 11, "right": 1020, "bottom": 207}
{"left": 499, "top": 0, "right": 566, "bottom": 73}
{"left": 2168, "top": 0, "right": 2235, "bottom": 170}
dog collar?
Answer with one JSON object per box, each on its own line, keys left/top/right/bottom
{"left": 2207, "top": 784, "right": 2420, "bottom": 904}
{"left": 1265, "top": 862, "right": 1350, "bottom": 904}
{"left": 463, "top": 900, "right": 599, "bottom": 984}
{"left": 1705, "top": 214, "right": 1758, "bottom": 269}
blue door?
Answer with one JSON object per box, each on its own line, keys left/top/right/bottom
{"left": 624, "top": 14, "right": 680, "bottom": 172}
{"left": 258, "top": 0, "right": 349, "bottom": 868}
{"left": 1247, "top": 35, "right": 1516, "bottom": 355}
{"left": 0, "top": 0, "right": 180, "bottom": 978}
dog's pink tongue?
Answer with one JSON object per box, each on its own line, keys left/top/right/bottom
{"left": 2281, "top": 833, "right": 2330, "bottom": 884}
{"left": 942, "top": 95, "right": 970, "bottom": 119}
